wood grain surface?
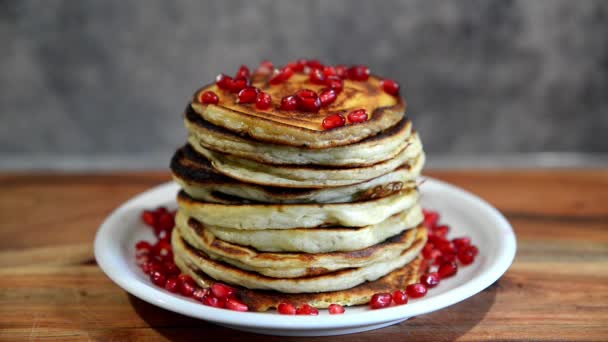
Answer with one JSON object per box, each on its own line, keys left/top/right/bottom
{"left": 0, "top": 170, "right": 607, "bottom": 341}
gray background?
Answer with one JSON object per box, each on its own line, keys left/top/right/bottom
{"left": 1, "top": 0, "right": 607, "bottom": 170}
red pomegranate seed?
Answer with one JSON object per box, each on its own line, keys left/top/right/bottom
{"left": 370, "top": 293, "right": 392, "bottom": 309}
{"left": 255, "top": 60, "right": 274, "bottom": 75}
{"left": 406, "top": 283, "right": 428, "bottom": 299}
{"left": 192, "top": 288, "right": 209, "bottom": 302}
{"left": 435, "top": 240, "right": 456, "bottom": 255}
{"left": 427, "top": 249, "right": 443, "bottom": 262}
{"left": 216, "top": 73, "right": 233, "bottom": 90}
{"left": 157, "top": 228, "right": 171, "bottom": 243}
{"left": 153, "top": 240, "right": 172, "bottom": 259}
{"left": 141, "top": 261, "right": 162, "bottom": 275}
{"left": 322, "top": 113, "right": 346, "bottom": 130}
{"left": 295, "top": 89, "right": 321, "bottom": 112}
{"left": 319, "top": 88, "right": 337, "bottom": 107}
{"left": 235, "top": 65, "right": 250, "bottom": 79}
{"left": 277, "top": 302, "right": 297, "bottom": 315}
{"left": 288, "top": 59, "right": 307, "bottom": 72}
{"left": 434, "top": 225, "right": 450, "bottom": 238}
{"left": 226, "top": 297, "right": 249, "bottom": 312}
{"left": 237, "top": 86, "right": 258, "bottom": 104}
{"left": 452, "top": 237, "right": 472, "bottom": 250}
{"left": 136, "top": 254, "right": 149, "bottom": 266}
{"left": 438, "top": 261, "right": 458, "bottom": 278}
{"left": 328, "top": 303, "right": 345, "bottom": 314}
{"left": 420, "top": 272, "right": 441, "bottom": 288}
{"left": 323, "top": 66, "right": 337, "bottom": 77}
{"left": 230, "top": 76, "right": 249, "bottom": 93}
{"left": 199, "top": 91, "right": 219, "bottom": 105}
{"left": 136, "top": 240, "right": 152, "bottom": 252}
{"left": 381, "top": 79, "right": 400, "bottom": 96}
{"left": 309, "top": 68, "right": 326, "bottom": 85}
{"left": 422, "top": 242, "right": 435, "bottom": 259}
{"left": 347, "top": 65, "right": 370, "bottom": 81}
{"left": 469, "top": 245, "right": 479, "bottom": 257}
{"left": 155, "top": 206, "right": 168, "bottom": 214}
{"left": 211, "top": 283, "right": 236, "bottom": 299}
{"left": 163, "top": 261, "right": 180, "bottom": 276}
{"left": 347, "top": 109, "right": 368, "bottom": 123}
{"left": 335, "top": 65, "right": 348, "bottom": 78}
{"left": 255, "top": 91, "right": 272, "bottom": 110}
{"left": 150, "top": 270, "right": 167, "bottom": 287}
{"left": 269, "top": 66, "right": 294, "bottom": 84}
{"left": 280, "top": 95, "right": 299, "bottom": 110}
{"left": 141, "top": 210, "right": 156, "bottom": 227}
{"left": 203, "top": 295, "right": 226, "bottom": 308}
{"left": 458, "top": 247, "right": 476, "bottom": 265}
{"left": 325, "top": 76, "right": 344, "bottom": 92}
{"left": 296, "top": 303, "right": 319, "bottom": 315}
{"left": 392, "top": 290, "right": 409, "bottom": 305}
{"left": 428, "top": 234, "right": 448, "bottom": 246}
{"left": 164, "top": 277, "right": 179, "bottom": 293}
{"left": 178, "top": 274, "right": 196, "bottom": 296}
{"left": 423, "top": 210, "right": 439, "bottom": 228}
{"left": 306, "top": 60, "right": 324, "bottom": 70}
{"left": 156, "top": 213, "right": 174, "bottom": 231}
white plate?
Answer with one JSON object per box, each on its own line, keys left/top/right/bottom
{"left": 94, "top": 177, "right": 516, "bottom": 336}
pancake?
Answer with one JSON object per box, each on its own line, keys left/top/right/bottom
{"left": 172, "top": 227, "right": 427, "bottom": 294}
{"left": 177, "top": 255, "right": 426, "bottom": 311}
{"left": 190, "top": 73, "right": 406, "bottom": 148}
{"left": 185, "top": 107, "right": 413, "bottom": 167}
{"left": 195, "top": 134, "right": 424, "bottom": 188}
{"left": 171, "top": 144, "right": 417, "bottom": 204}
{"left": 176, "top": 210, "right": 418, "bottom": 277}
{"left": 177, "top": 188, "right": 419, "bottom": 229}
{"left": 205, "top": 205, "right": 423, "bottom": 253}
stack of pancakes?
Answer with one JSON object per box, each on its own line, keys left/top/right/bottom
{"left": 170, "top": 70, "right": 428, "bottom": 311}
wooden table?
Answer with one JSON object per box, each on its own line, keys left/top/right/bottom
{"left": 1, "top": 170, "right": 607, "bottom": 341}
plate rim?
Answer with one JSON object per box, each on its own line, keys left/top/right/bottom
{"left": 94, "top": 177, "right": 517, "bottom": 330}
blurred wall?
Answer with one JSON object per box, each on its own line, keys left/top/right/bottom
{"left": 1, "top": 0, "right": 607, "bottom": 169}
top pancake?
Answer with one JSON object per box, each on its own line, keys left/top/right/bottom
{"left": 190, "top": 73, "right": 405, "bottom": 148}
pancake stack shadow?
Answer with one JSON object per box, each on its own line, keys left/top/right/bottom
{"left": 170, "top": 72, "right": 428, "bottom": 311}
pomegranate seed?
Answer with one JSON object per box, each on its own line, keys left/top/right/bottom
{"left": 392, "top": 290, "right": 408, "bottom": 305}
{"left": 164, "top": 277, "right": 179, "bottom": 293}
{"left": 136, "top": 240, "right": 152, "bottom": 252}
{"left": 157, "top": 228, "right": 171, "bottom": 243}
{"left": 178, "top": 274, "right": 196, "bottom": 296}
{"left": 235, "top": 65, "right": 250, "bottom": 79}
{"left": 435, "top": 240, "right": 456, "bottom": 255}
{"left": 163, "top": 261, "right": 180, "bottom": 276}
{"left": 203, "top": 295, "right": 226, "bottom": 308}
{"left": 287, "top": 59, "right": 307, "bottom": 72}
{"left": 255, "top": 60, "right": 274, "bottom": 75}
{"left": 277, "top": 302, "right": 297, "bottom": 315}
{"left": 156, "top": 213, "right": 174, "bottom": 231}
{"left": 469, "top": 245, "right": 479, "bottom": 257}
{"left": 309, "top": 68, "right": 326, "bottom": 85}
{"left": 458, "top": 247, "right": 476, "bottom": 265}
{"left": 150, "top": 270, "right": 167, "bottom": 287}
{"left": 296, "top": 303, "right": 319, "bottom": 315}
{"left": 325, "top": 76, "right": 344, "bottom": 92}
{"left": 422, "top": 243, "right": 435, "bottom": 259}
{"left": 428, "top": 234, "right": 448, "bottom": 246}
{"left": 423, "top": 210, "right": 439, "bottom": 228}
{"left": 280, "top": 95, "right": 299, "bottom": 110}
{"left": 434, "top": 225, "right": 450, "bottom": 238}
{"left": 369, "top": 293, "right": 392, "bottom": 309}
{"left": 230, "top": 76, "right": 249, "bottom": 93}
{"left": 200, "top": 91, "right": 219, "bottom": 104}
{"left": 141, "top": 210, "right": 156, "bottom": 227}
{"left": 427, "top": 249, "right": 443, "bottom": 262}
{"left": 420, "top": 272, "right": 441, "bottom": 288}
{"left": 211, "top": 283, "right": 236, "bottom": 299}
{"left": 255, "top": 91, "right": 272, "bottom": 110}
{"left": 347, "top": 109, "right": 368, "bottom": 123}
{"left": 141, "top": 261, "right": 162, "bottom": 275}
{"left": 269, "top": 66, "right": 294, "bottom": 84}
{"left": 216, "top": 73, "right": 233, "bottom": 90}
{"left": 406, "top": 283, "right": 428, "bottom": 299}
{"left": 452, "top": 237, "right": 472, "bottom": 250}
{"left": 381, "top": 79, "right": 400, "bottom": 96}
{"left": 319, "top": 88, "right": 337, "bottom": 107}
{"left": 237, "top": 86, "right": 258, "bottom": 104}
{"left": 306, "top": 59, "right": 323, "bottom": 69}
{"left": 155, "top": 206, "right": 168, "bottom": 214}
{"left": 438, "top": 261, "right": 458, "bottom": 279}
{"left": 322, "top": 113, "right": 346, "bottom": 130}
{"left": 226, "top": 297, "right": 249, "bottom": 312}
{"left": 328, "top": 303, "right": 345, "bottom": 314}
{"left": 335, "top": 65, "right": 348, "bottom": 78}
{"left": 347, "top": 65, "right": 370, "bottom": 81}
{"left": 136, "top": 254, "right": 149, "bottom": 266}
{"left": 153, "top": 240, "right": 172, "bottom": 258}
{"left": 323, "top": 66, "right": 337, "bottom": 77}
{"left": 192, "top": 288, "right": 209, "bottom": 302}
{"left": 295, "top": 89, "right": 321, "bottom": 112}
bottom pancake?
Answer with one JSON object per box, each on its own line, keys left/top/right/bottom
{"left": 175, "top": 251, "right": 427, "bottom": 312}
